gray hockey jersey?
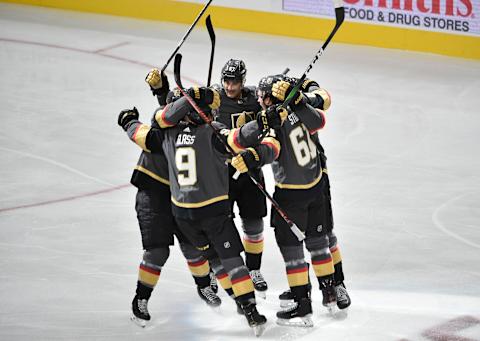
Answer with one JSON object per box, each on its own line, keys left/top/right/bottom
{"left": 271, "top": 102, "right": 326, "bottom": 190}
{"left": 212, "top": 85, "right": 261, "bottom": 129}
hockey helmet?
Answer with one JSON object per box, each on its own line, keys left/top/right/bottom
{"left": 221, "top": 59, "right": 247, "bottom": 85}
{"left": 257, "top": 74, "right": 285, "bottom": 104}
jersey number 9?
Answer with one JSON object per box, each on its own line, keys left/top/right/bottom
{"left": 175, "top": 147, "right": 197, "bottom": 186}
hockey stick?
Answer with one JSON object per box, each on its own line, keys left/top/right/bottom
{"left": 281, "top": 1, "right": 345, "bottom": 109}
{"left": 206, "top": 15, "right": 216, "bottom": 86}
{"left": 174, "top": 53, "right": 305, "bottom": 241}
{"left": 158, "top": 0, "right": 213, "bottom": 73}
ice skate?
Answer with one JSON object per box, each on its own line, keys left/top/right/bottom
{"left": 241, "top": 303, "right": 267, "bottom": 337}
{"left": 335, "top": 282, "right": 351, "bottom": 311}
{"left": 279, "top": 282, "right": 311, "bottom": 308}
{"left": 321, "top": 278, "right": 337, "bottom": 315}
{"left": 250, "top": 270, "right": 268, "bottom": 299}
{"left": 131, "top": 295, "right": 150, "bottom": 327}
{"left": 276, "top": 297, "right": 313, "bottom": 327}
{"left": 197, "top": 286, "right": 222, "bottom": 307}
{"left": 278, "top": 289, "right": 294, "bottom": 308}
{"left": 209, "top": 271, "right": 219, "bottom": 293}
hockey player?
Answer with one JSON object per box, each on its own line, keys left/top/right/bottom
{"left": 213, "top": 59, "right": 269, "bottom": 297}
{"left": 118, "top": 85, "right": 282, "bottom": 336}
{"left": 253, "top": 74, "right": 349, "bottom": 327}
{"left": 273, "top": 77, "right": 352, "bottom": 314}
{"left": 126, "top": 69, "right": 221, "bottom": 328}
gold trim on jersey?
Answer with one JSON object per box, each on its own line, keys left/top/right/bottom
{"left": 135, "top": 165, "right": 170, "bottom": 185}
{"left": 171, "top": 195, "right": 229, "bottom": 208}
{"left": 301, "top": 79, "right": 315, "bottom": 91}
{"left": 155, "top": 106, "right": 175, "bottom": 128}
{"left": 261, "top": 137, "right": 281, "bottom": 159}
{"left": 133, "top": 124, "right": 152, "bottom": 152}
{"left": 275, "top": 172, "right": 322, "bottom": 190}
{"left": 227, "top": 129, "right": 245, "bottom": 154}
{"left": 312, "top": 88, "right": 331, "bottom": 110}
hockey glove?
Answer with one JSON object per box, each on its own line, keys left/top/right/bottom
{"left": 118, "top": 107, "right": 139, "bottom": 131}
{"left": 257, "top": 105, "right": 288, "bottom": 130}
{"left": 145, "top": 68, "right": 170, "bottom": 96}
{"left": 187, "top": 86, "right": 221, "bottom": 110}
{"left": 231, "top": 147, "right": 261, "bottom": 174}
{"left": 272, "top": 80, "right": 304, "bottom": 106}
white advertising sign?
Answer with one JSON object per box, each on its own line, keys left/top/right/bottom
{"left": 283, "top": 0, "right": 480, "bottom": 36}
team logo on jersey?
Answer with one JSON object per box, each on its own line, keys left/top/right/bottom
{"left": 223, "top": 241, "right": 231, "bottom": 249}
{"left": 231, "top": 111, "right": 255, "bottom": 128}
{"left": 316, "top": 224, "right": 323, "bottom": 233}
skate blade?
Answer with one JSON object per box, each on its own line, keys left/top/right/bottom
{"left": 252, "top": 323, "right": 266, "bottom": 337}
{"left": 279, "top": 299, "right": 294, "bottom": 308}
{"left": 130, "top": 315, "right": 148, "bottom": 328}
{"left": 276, "top": 315, "right": 313, "bottom": 328}
{"left": 326, "top": 303, "right": 339, "bottom": 316}
{"left": 206, "top": 302, "right": 222, "bottom": 311}
{"left": 333, "top": 307, "right": 348, "bottom": 320}
{"left": 255, "top": 290, "right": 267, "bottom": 300}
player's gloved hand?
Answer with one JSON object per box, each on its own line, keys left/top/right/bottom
{"left": 187, "top": 86, "right": 221, "bottom": 110}
{"left": 256, "top": 104, "right": 288, "bottom": 130}
{"left": 272, "top": 80, "right": 303, "bottom": 105}
{"left": 145, "top": 68, "right": 170, "bottom": 96}
{"left": 118, "top": 107, "right": 139, "bottom": 131}
{"left": 231, "top": 147, "right": 261, "bottom": 173}
{"left": 166, "top": 87, "right": 185, "bottom": 104}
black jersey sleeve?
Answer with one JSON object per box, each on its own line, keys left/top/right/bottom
{"left": 293, "top": 102, "right": 326, "bottom": 134}
{"left": 301, "top": 79, "right": 331, "bottom": 111}
{"left": 125, "top": 119, "right": 165, "bottom": 153}
{"left": 153, "top": 97, "right": 192, "bottom": 128}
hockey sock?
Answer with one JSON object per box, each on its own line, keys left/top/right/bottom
{"left": 243, "top": 233, "right": 264, "bottom": 270}
{"left": 187, "top": 258, "right": 211, "bottom": 287}
{"left": 230, "top": 268, "right": 255, "bottom": 298}
{"left": 334, "top": 261, "right": 345, "bottom": 285}
{"left": 291, "top": 284, "right": 310, "bottom": 300}
{"left": 138, "top": 263, "right": 161, "bottom": 292}
{"left": 245, "top": 252, "right": 262, "bottom": 271}
{"left": 310, "top": 251, "right": 334, "bottom": 278}
{"left": 136, "top": 281, "right": 154, "bottom": 300}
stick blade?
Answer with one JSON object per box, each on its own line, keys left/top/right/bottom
{"left": 206, "top": 15, "right": 216, "bottom": 42}
{"left": 174, "top": 53, "right": 183, "bottom": 88}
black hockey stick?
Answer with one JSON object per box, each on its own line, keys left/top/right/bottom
{"left": 159, "top": 0, "right": 213, "bottom": 73}
{"left": 174, "top": 53, "right": 305, "bottom": 241}
{"left": 206, "top": 15, "right": 216, "bottom": 86}
{"left": 281, "top": 2, "right": 345, "bottom": 109}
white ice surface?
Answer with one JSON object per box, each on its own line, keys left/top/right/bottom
{"left": 1, "top": 3, "right": 480, "bottom": 341}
